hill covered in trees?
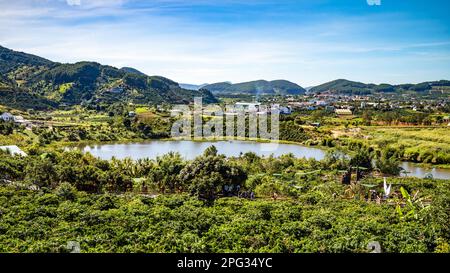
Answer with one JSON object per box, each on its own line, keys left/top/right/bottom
{"left": 0, "top": 45, "right": 217, "bottom": 110}
{"left": 203, "top": 80, "right": 306, "bottom": 95}
{"left": 310, "top": 79, "right": 450, "bottom": 95}
{"left": 119, "top": 67, "right": 148, "bottom": 76}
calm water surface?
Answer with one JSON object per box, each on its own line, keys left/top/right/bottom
{"left": 80, "top": 140, "right": 327, "bottom": 161}
{"left": 77, "top": 140, "right": 450, "bottom": 180}
{"left": 400, "top": 162, "right": 450, "bottom": 180}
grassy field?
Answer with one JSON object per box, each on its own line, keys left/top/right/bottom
{"left": 363, "top": 127, "right": 450, "bottom": 166}
{"left": 366, "top": 127, "right": 450, "bottom": 144}
{"left": 0, "top": 130, "right": 36, "bottom": 146}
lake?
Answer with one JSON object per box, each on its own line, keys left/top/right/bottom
{"left": 79, "top": 140, "right": 327, "bottom": 161}
{"left": 77, "top": 140, "right": 450, "bottom": 180}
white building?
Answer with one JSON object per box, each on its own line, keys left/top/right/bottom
{"left": 235, "top": 102, "right": 261, "bottom": 112}
{"left": 169, "top": 109, "right": 184, "bottom": 115}
{"left": 13, "top": 116, "right": 26, "bottom": 124}
{"left": 0, "top": 145, "right": 27, "bottom": 156}
{"left": 1, "top": 112, "right": 14, "bottom": 122}
{"left": 335, "top": 109, "right": 353, "bottom": 116}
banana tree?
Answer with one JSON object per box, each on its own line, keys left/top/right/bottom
{"left": 396, "top": 187, "right": 431, "bottom": 221}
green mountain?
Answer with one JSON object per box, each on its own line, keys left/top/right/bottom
{"left": 203, "top": 80, "right": 306, "bottom": 95}
{"left": 0, "top": 45, "right": 217, "bottom": 110}
{"left": 0, "top": 46, "right": 54, "bottom": 74}
{"left": 119, "top": 67, "right": 147, "bottom": 76}
{"left": 310, "top": 79, "right": 450, "bottom": 95}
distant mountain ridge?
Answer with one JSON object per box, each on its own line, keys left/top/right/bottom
{"left": 203, "top": 80, "right": 306, "bottom": 95}
{"left": 120, "top": 67, "right": 147, "bottom": 76}
{"left": 1, "top": 45, "right": 449, "bottom": 111}
{"left": 0, "top": 45, "right": 217, "bottom": 110}
{"left": 310, "top": 79, "right": 450, "bottom": 95}
{"left": 179, "top": 83, "right": 209, "bottom": 91}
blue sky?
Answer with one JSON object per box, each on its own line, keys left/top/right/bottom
{"left": 0, "top": 0, "right": 449, "bottom": 86}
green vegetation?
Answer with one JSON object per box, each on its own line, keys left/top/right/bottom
{"left": 364, "top": 127, "right": 450, "bottom": 166}
{"left": 273, "top": 109, "right": 450, "bottom": 166}
{"left": 1, "top": 103, "right": 449, "bottom": 168}
{"left": 0, "top": 147, "right": 448, "bottom": 253}
{"left": 0, "top": 89, "right": 58, "bottom": 110}
{"left": 0, "top": 45, "right": 217, "bottom": 110}
{"left": 0, "top": 45, "right": 53, "bottom": 74}
{"left": 1, "top": 44, "right": 449, "bottom": 254}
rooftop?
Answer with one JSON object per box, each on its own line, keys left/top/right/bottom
{"left": 335, "top": 109, "right": 353, "bottom": 115}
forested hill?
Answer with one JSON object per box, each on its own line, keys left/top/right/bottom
{"left": 0, "top": 45, "right": 217, "bottom": 110}
{"left": 310, "top": 79, "right": 450, "bottom": 95}
{"left": 203, "top": 80, "right": 306, "bottom": 95}
{"left": 119, "top": 67, "right": 148, "bottom": 76}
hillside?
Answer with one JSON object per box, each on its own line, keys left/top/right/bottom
{"left": 310, "top": 79, "right": 450, "bottom": 95}
{"left": 120, "top": 67, "right": 147, "bottom": 76}
{"left": 203, "top": 80, "right": 306, "bottom": 95}
{"left": 0, "top": 45, "right": 54, "bottom": 74}
{"left": 0, "top": 45, "right": 217, "bottom": 110}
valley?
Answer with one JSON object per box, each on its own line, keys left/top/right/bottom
{"left": 0, "top": 45, "right": 449, "bottom": 254}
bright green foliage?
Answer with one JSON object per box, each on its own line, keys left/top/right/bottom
{"left": 0, "top": 149, "right": 448, "bottom": 253}
{"left": 0, "top": 184, "right": 448, "bottom": 253}
{"left": 0, "top": 45, "right": 217, "bottom": 110}
{"left": 179, "top": 147, "right": 247, "bottom": 201}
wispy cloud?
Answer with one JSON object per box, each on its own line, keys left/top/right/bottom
{"left": 66, "top": 0, "right": 80, "bottom": 6}
{"left": 0, "top": 0, "right": 449, "bottom": 86}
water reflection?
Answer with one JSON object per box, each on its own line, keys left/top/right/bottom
{"left": 76, "top": 140, "right": 450, "bottom": 180}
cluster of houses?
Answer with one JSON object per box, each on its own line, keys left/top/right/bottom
{"left": 285, "top": 99, "right": 353, "bottom": 116}
{"left": 168, "top": 102, "right": 293, "bottom": 117}
{"left": 0, "top": 113, "right": 30, "bottom": 157}
{"left": 233, "top": 102, "right": 292, "bottom": 115}
{"left": 0, "top": 112, "right": 32, "bottom": 128}
{"left": 228, "top": 101, "right": 355, "bottom": 117}
{"left": 166, "top": 92, "right": 440, "bottom": 118}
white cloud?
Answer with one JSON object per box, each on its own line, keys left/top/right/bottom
{"left": 0, "top": 0, "right": 448, "bottom": 86}
{"left": 66, "top": 0, "right": 127, "bottom": 8}
{"left": 66, "top": 0, "right": 81, "bottom": 6}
